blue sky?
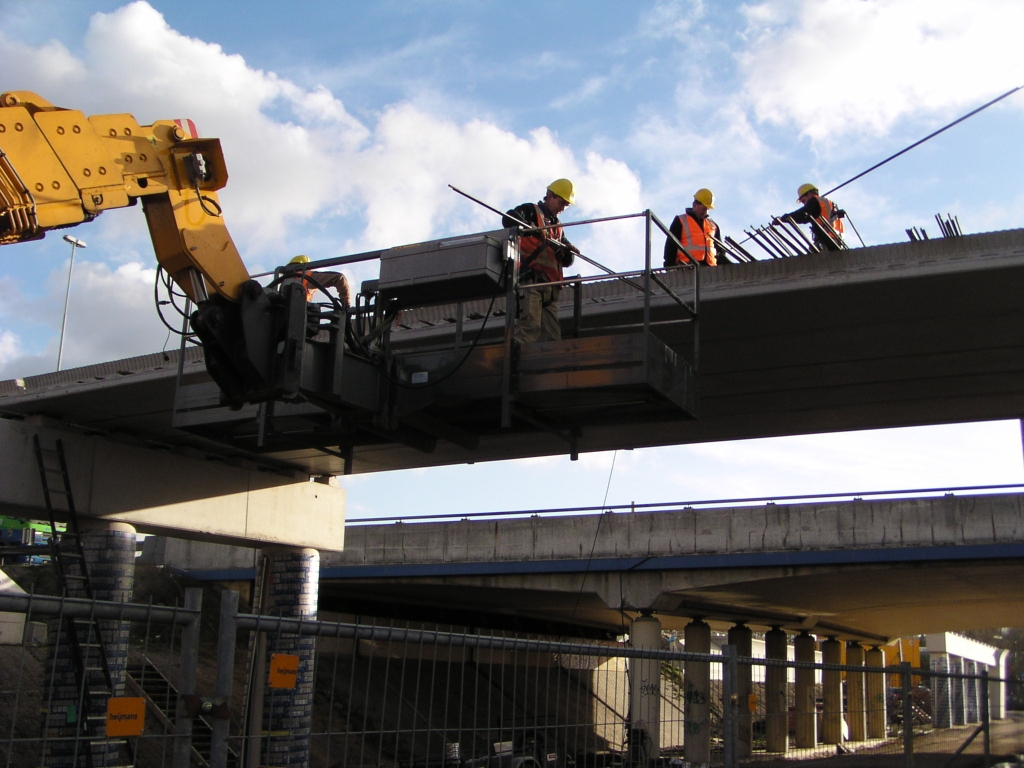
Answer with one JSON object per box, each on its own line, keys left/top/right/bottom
{"left": 2, "top": 0, "right": 1023, "bottom": 518}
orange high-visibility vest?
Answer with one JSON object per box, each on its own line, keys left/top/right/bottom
{"left": 811, "top": 195, "right": 844, "bottom": 238}
{"left": 674, "top": 213, "right": 718, "bottom": 266}
{"left": 519, "top": 204, "right": 566, "bottom": 282}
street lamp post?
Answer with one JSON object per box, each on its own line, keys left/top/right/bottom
{"left": 57, "top": 235, "right": 86, "bottom": 371}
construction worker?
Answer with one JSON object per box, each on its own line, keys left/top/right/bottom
{"left": 503, "top": 179, "right": 580, "bottom": 344}
{"left": 663, "top": 188, "right": 719, "bottom": 267}
{"left": 287, "top": 255, "right": 351, "bottom": 306}
{"left": 775, "top": 183, "right": 846, "bottom": 251}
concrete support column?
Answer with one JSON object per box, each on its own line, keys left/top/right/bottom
{"left": 930, "top": 652, "right": 952, "bottom": 728}
{"left": 255, "top": 546, "right": 320, "bottom": 768}
{"left": 991, "top": 650, "right": 1010, "bottom": 720}
{"left": 728, "top": 623, "right": 753, "bottom": 759}
{"left": 821, "top": 638, "right": 843, "bottom": 744}
{"left": 951, "top": 656, "right": 966, "bottom": 725}
{"left": 846, "top": 643, "right": 867, "bottom": 742}
{"left": 629, "top": 614, "right": 662, "bottom": 765}
{"left": 45, "top": 520, "right": 136, "bottom": 768}
{"left": 794, "top": 632, "right": 817, "bottom": 748}
{"left": 965, "top": 660, "right": 979, "bottom": 723}
{"left": 866, "top": 646, "right": 888, "bottom": 737}
{"left": 764, "top": 627, "right": 789, "bottom": 753}
{"left": 683, "top": 619, "right": 711, "bottom": 766}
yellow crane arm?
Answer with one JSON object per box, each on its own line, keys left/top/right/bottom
{"left": 0, "top": 91, "right": 249, "bottom": 303}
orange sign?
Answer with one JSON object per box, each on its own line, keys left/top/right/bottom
{"left": 106, "top": 697, "right": 146, "bottom": 737}
{"left": 268, "top": 653, "right": 300, "bottom": 689}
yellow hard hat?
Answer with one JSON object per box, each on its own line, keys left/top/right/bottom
{"left": 288, "top": 255, "right": 310, "bottom": 265}
{"left": 547, "top": 178, "right": 576, "bottom": 205}
{"left": 693, "top": 188, "right": 715, "bottom": 209}
{"left": 797, "top": 183, "right": 818, "bottom": 200}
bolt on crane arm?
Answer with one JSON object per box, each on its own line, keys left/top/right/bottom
{"left": 0, "top": 90, "right": 250, "bottom": 303}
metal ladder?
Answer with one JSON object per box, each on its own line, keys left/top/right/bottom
{"left": 34, "top": 435, "right": 133, "bottom": 767}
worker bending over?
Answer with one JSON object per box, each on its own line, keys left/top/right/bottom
{"left": 775, "top": 183, "right": 846, "bottom": 251}
{"left": 664, "top": 188, "right": 719, "bottom": 267}
{"left": 287, "top": 255, "right": 351, "bottom": 307}
{"left": 503, "top": 179, "right": 580, "bottom": 344}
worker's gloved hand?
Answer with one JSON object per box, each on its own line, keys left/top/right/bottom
{"left": 836, "top": 209, "right": 847, "bottom": 219}
{"left": 556, "top": 243, "right": 577, "bottom": 266}
{"left": 771, "top": 216, "right": 782, "bottom": 226}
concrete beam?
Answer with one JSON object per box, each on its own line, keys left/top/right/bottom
{"left": 0, "top": 417, "right": 344, "bottom": 550}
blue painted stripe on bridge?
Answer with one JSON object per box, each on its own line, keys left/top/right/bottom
{"left": 176, "top": 543, "right": 1024, "bottom": 581}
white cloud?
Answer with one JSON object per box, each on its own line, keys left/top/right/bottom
{"left": 739, "top": 0, "right": 1024, "bottom": 143}
{"left": 0, "top": 330, "right": 20, "bottom": 365}
{"left": 0, "top": 2, "right": 646, "bottom": 373}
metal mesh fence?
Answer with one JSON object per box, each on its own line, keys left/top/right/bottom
{"left": 2, "top": 588, "right": 1021, "bottom": 768}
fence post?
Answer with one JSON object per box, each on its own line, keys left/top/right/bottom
{"left": 981, "top": 668, "right": 991, "bottom": 768}
{"left": 172, "top": 588, "right": 203, "bottom": 768}
{"left": 722, "top": 644, "right": 739, "bottom": 768}
{"left": 901, "top": 661, "right": 914, "bottom": 768}
{"left": 210, "top": 590, "right": 239, "bottom": 768}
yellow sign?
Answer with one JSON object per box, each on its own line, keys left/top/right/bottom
{"left": 268, "top": 653, "right": 300, "bottom": 689}
{"left": 106, "top": 697, "right": 146, "bottom": 737}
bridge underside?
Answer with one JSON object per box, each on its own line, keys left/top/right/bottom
{"left": 315, "top": 558, "right": 1024, "bottom": 643}
{"left": 3, "top": 228, "right": 1024, "bottom": 475}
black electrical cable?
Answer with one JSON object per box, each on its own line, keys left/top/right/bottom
{"left": 377, "top": 293, "right": 499, "bottom": 390}
{"left": 153, "top": 266, "right": 195, "bottom": 337}
{"left": 194, "top": 184, "right": 223, "bottom": 217}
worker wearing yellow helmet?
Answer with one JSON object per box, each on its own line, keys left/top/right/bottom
{"left": 502, "top": 179, "right": 581, "bottom": 343}
{"left": 286, "top": 254, "right": 351, "bottom": 306}
{"left": 775, "top": 183, "right": 846, "bottom": 251}
{"left": 664, "top": 188, "right": 720, "bottom": 268}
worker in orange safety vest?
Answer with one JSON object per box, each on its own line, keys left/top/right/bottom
{"left": 503, "top": 179, "right": 580, "bottom": 343}
{"left": 663, "top": 188, "right": 719, "bottom": 267}
{"left": 775, "top": 183, "right": 846, "bottom": 251}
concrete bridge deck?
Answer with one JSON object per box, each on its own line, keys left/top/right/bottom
{"left": 149, "top": 491, "right": 1024, "bottom": 643}
{"left": 3, "top": 227, "right": 1024, "bottom": 477}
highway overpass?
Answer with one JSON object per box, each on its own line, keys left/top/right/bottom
{"left": 145, "top": 491, "right": 1024, "bottom": 642}
{"left": 3, "top": 226, "right": 1024, "bottom": 480}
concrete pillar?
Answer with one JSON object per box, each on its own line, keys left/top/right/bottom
{"left": 764, "top": 627, "right": 789, "bottom": 753}
{"left": 866, "top": 646, "right": 888, "bottom": 738}
{"left": 951, "top": 655, "right": 966, "bottom": 725}
{"left": 683, "top": 619, "right": 711, "bottom": 765}
{"left": 846, "top": 643, "right": 867, "bottom": 742}
{"left": 821, "top": 638, "right": 843, "bottom": 744}
{"left": 44, "top": 521, "right": 136, "bottom": 768}
{"left": 965, "top": 660, "right": 979, "bottom": 723}
{"left": 930, "top": 651, "right": 952, "bottom": 728}
{"left": 255, "top": 546, "right": 319, "bottom": 768}
{"left": 991, "top": 650, "right": 1010, "bottom": 720}
{"left": 629, "top": 614, "right": 662, "bottom": 764}
{"left": 728, "top": 623, "right": 753, "bottom": 759}
{"left": 794, "top": 632, "right": 817, "bottom": 748}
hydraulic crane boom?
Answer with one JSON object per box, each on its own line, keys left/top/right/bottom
{"left": 0, "top": 90, "right": 249, "bottom": 303}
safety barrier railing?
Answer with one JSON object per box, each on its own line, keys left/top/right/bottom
{"left": 210, "top": 591, "right": 1021, "bottom": 768}
{"left": 2, "top": 587, "right": 1020, "bottom": 767}
{"left": 0, "top": 589, "right": 203, "bottom": 768}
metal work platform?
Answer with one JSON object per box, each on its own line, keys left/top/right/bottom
{"left": 3, "top": 226, "right": 1024, "bottom": 475}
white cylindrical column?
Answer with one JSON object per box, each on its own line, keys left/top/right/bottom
{"left": 728, "top": 623, "right": 753, "bottom": 759}
{"left": 629, "top": 614, "right": 661, "bottom": 765}
{"left": 683, "top": 619, "right": 711, "bottom": 765}
{"left": 764, "top": 627, "right": 789, "bottom": 753}
{"left": 866, "top": 646, "right": 888, "bottom": 738}
{"left": 821, "top": 637, "right": 843, "bottom": 744}
{"left": 794, "top": 633, "right": 817, "bottom": 748}
{"left": 846, "top": 643, "right": 867, "bottom": 742}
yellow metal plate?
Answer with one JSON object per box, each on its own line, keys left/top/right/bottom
{"left": 34, "top": 109, "right": 120, "bottom": 192}
{"left": 89, "top": 113, "right": 167, "bottom": 176}
{"left": 0, "top": 106, "right": 78, "bottom": 205}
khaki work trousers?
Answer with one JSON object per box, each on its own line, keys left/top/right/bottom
{"left": 515, "top": 283, "right": 562, "bottom": 344}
